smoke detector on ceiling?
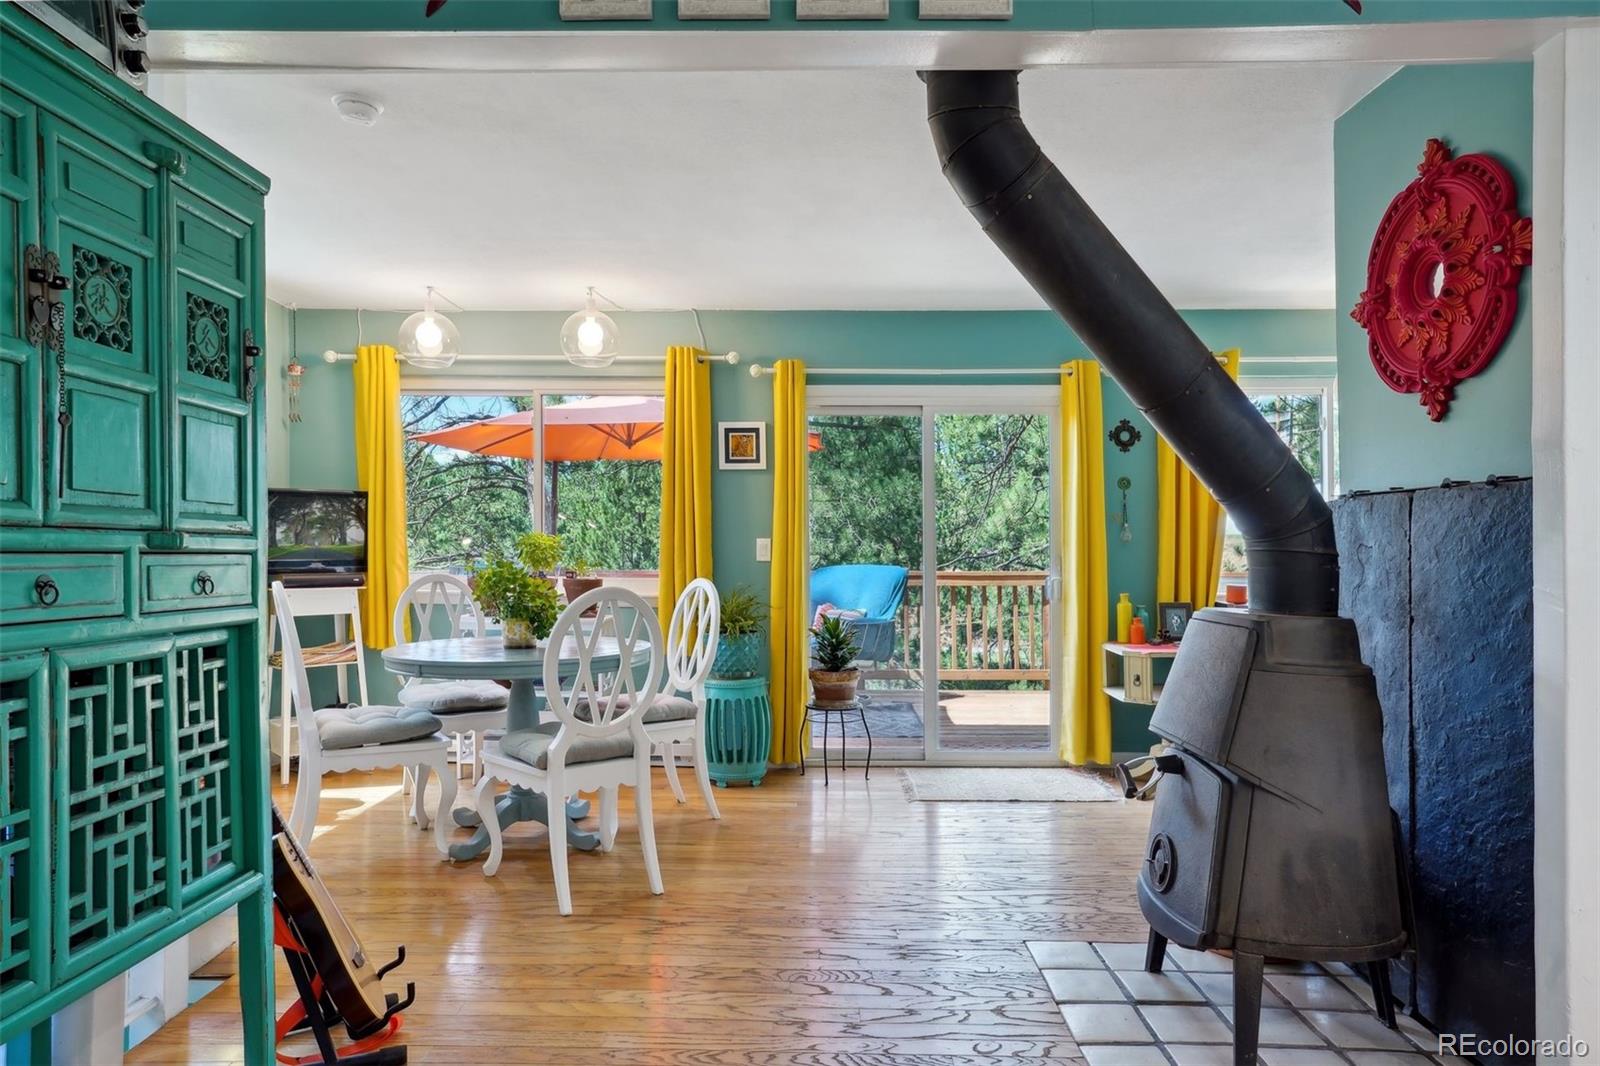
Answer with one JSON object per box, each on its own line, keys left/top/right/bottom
{"left": 332, "top": 94, "right": 384, "bottom": 127}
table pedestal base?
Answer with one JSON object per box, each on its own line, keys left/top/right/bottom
{"left": 447, "top": 790, "right": 596, "bottom": 862}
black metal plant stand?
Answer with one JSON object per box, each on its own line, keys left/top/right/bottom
{"left": 800, "top": 695, "right": 872, "bottom": 786}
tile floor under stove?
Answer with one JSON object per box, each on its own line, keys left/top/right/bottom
{"left": 1027, "top": 941, "right": 1463, "bottom": 1066}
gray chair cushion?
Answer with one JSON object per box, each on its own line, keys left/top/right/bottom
{"left": 500, "top": 725, "right": 634, "bottom": 770}
{"left": 396, "top": 680, "right": 509, "bottom": 714}
{"left": 586, "top": 693, "right": 697, "bottom": 725}
{"left": 314, "top": 705, "right": 442, "bottom": 751}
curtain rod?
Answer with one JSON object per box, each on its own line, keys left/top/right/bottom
{"left": 320, "top": 350, "right": 740, "bottom": 366}
{"left": 743, "top": 352, "right": 1321, "bottom": 378}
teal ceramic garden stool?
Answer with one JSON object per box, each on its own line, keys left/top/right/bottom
{"left": 704, "top": 676, "right": 772, "bottom": 787}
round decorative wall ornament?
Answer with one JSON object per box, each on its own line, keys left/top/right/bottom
{"left": 1109, "top": 418, "right": 1142, "bottom": 453}
{"left": 1350, "top": 138, "right": 1531, "bottom": 422}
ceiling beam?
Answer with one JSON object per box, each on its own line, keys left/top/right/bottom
{"left": 150, "top": 18, "right": 1596, "bottom": 73}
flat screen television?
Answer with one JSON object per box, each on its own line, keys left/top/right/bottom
{"left": 267, "top": 489, "right": 368, "bottom": 585}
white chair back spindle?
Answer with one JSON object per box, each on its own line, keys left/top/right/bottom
{"left": 271, "top": 581, "right": 332, "bottom": 761}
{"left": 544, "top": 587, "right": 664, "bottom": 742}
{"left": 665, "top": 579, "right": 720, "bottom": 697}
{"left": 393, "top": 572, "right": 487, "bottom": 645}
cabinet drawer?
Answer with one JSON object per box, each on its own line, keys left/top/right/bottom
{"left": 0, "top": 552, "right": 125, "bottom": 624}
{"left": 140, "top": 553, "right": 253, "bottom": 612}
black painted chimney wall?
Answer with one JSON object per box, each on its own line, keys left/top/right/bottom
{"left": 1333, "top": 480, "right": 1534, "bottom": 1064}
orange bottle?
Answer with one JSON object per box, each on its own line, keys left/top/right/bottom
{"left": 1128, "top": 615, "right": 1146, "bottom": 644}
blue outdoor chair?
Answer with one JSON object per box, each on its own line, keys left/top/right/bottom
{"left": 809, "top": 564, "right": 909, "bottom": 664}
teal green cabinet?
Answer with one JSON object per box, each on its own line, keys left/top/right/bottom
{"left": 0, "top": 92, "right": 41, "bottom": 525}
{"left": 1, "top": 6, "right": 273, "bottom": 1062}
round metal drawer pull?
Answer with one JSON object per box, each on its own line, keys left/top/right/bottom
{"left": 34, "top": 575, "right": 60, "bottom": 606}
{"left": 195, "top": 571, "right": 216, "bottom": 596}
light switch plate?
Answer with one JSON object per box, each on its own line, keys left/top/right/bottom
{"left": 755, "top": 538, "right": 772, "bottom": 562}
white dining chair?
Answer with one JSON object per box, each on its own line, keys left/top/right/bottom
{"left": 272, "top": 581, "right": 458, "bottom": 855}
{"left": 470, "top": 586, "right": 665, "bottom": 915}
{"left": 263, "top": 585, "right": 369, "bottom": 786}
{"left": 393, "top": 572, "right": 509, "bottom": 784}
{"left": 644, "top": 578, "right": 722, "bottom": 820}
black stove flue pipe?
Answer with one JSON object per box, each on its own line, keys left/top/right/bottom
{"left": 924, "top": 70, "right": 1338, "bottom": 616}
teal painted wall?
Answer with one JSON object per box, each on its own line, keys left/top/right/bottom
{"left": 275, "top": 307, "right": 1332, "bottom": 752}
{"left": 1334, "top": 63, "right": 1534, "bottom": 492}
{"left": 264, "top": 299, "right": 292, "bottom": 487}
{"left": 150, "top": 0, "right": 1600, "bottom": 32}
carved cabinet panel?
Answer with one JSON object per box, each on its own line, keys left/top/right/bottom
{"left": 39, "top": 112, "right": 162, "bottom": 529}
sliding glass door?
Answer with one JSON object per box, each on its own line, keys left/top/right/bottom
{"left": 929, "top": 412, "right": 1055, "bottom": 756}
{"left": 807, "top": 408, "right": 926, "bottom": 758}
{"left": 807, "top": 389, "right": 1060, "bottom": 765}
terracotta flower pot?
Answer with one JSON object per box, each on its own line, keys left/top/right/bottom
{"left": 809, "top": 667, "right": 860, "bottom": 706}
{"left": 562, "top": 575, "right": 603, "bottom": 607}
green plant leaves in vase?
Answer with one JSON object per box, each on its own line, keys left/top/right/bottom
{"left": 470, "top": 555, "right": 561, "bottom": 640}
{"left": 719, "top": 586, "right": 766, "bottom": 637}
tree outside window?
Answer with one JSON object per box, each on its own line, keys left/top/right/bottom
{"left": 402, "top": 391, "right": 662, "bottom": 575}
{"left": 1220, "top": 386, "right": 1335, "bottom": 590}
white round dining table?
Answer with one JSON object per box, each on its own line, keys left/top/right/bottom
{"left": 381, "top": 634, "right": 650, "bottom": 862}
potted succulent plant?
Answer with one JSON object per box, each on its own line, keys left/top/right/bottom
{"left": 561, "top": 554, "right": 602, "bottom": 606}
{"left": 470, "top": 554, "right": 561, "bottom": 649}
{"left": 711, "top": 586, "right": 766, "bottom": 680}
{"left": 809, "top": 614, "right": 862, "bottom": 705}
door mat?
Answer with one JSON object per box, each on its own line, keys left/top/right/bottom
{"left": 899, "top": 766, "right": 1120, "bottom": 802}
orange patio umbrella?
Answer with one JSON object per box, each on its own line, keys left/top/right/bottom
{"left": 411, "top": 395, "right": 821, "bottom": 462}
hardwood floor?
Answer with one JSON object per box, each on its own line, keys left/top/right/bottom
{"left": 128, "top": 765, "right": 1153, "bottom": 1065}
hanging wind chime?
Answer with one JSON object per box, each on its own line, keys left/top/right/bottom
{"left": 285, "top": 307, "right": 305, "bottom": 423}
{"left": 1116, "top": 477, "right": 1134, "bottom": 543}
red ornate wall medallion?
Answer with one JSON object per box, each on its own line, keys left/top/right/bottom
{"left": 1350, "top": 138, "right": 1531, "bottom": 421}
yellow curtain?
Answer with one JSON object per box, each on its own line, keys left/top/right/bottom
{"left": 1156, "top": 348, "right": 1241, "bottom": 609}
{"left": 353, "top": 344, "right": 408, "bottom": 649}
{"left": 658, "top": 345, "right": 713, "bottom": 613}
{"left": 1059, "top": 360, "right": 1111, "bottom": 766}
{"left": 767, "top": 360, "right": 808, "bottom": 767}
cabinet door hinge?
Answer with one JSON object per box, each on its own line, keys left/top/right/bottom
{"left": 142, "top": 141, "right": 187, "bottom": 175}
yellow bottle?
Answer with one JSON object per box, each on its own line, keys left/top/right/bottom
{"left": 1116, "top": 593, "right": 1133, "bottom": 644}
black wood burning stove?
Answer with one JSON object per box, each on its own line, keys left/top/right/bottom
{"left": 924, "top": 71, "right": 1407, "bottom": 1066}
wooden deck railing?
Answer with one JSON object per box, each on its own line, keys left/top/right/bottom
{"left": 875, "top": 571, "right": 1050, "bottom": 684}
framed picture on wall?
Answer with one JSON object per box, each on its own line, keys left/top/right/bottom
{"left": 1158, "top": 602, "right": 1193, "bottom": 642}
{"left": 719, "top": 422, "right": 767, "bottom": 470}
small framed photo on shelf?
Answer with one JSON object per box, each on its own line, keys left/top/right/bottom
{"left": 1157, "top": 602, "right": 1193, "bottom": 642}
{"left": 719, "top": 422, "right": 767, "bottom": 470}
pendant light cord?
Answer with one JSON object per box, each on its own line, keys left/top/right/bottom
{"left": 589, "top": 286, "right": 709, "bottom": 350}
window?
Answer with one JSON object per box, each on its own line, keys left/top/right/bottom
{"left": 402, "top": 387, "right": 663, "bottom": 578}
{"left": 1220, "top": 380, "right": 1336, "bottom": 598}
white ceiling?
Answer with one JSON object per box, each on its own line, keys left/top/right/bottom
{"left": 168, "top": 63, "right": 1395, "bottom": 311}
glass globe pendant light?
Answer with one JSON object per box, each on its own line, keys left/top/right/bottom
{"left": 398, "top": 286, "right": 460, "bottom": 369}
{"left": 560, "top": 287, "right": 619, "bottom": 369}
